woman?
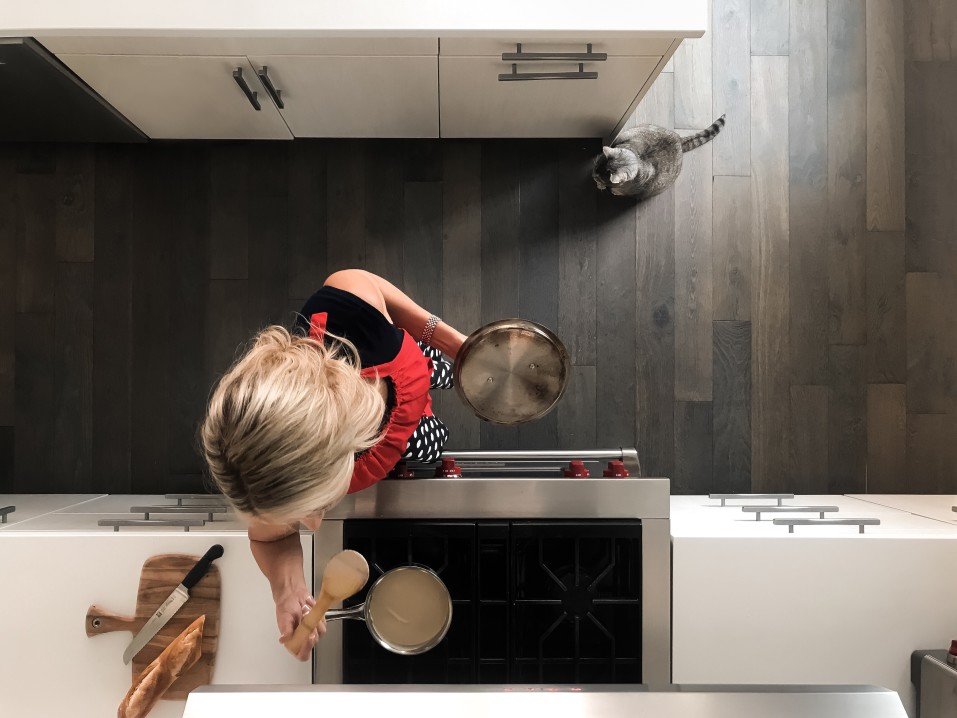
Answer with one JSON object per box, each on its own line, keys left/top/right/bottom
{"left": 200, "top": 269, "right": 467, "bottom": 661}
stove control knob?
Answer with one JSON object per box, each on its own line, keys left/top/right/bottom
{"left": 949, "top": 640, "right": 957, "bottom": 666}
{"left": 603, "top": 460, "right": 630, "bottom": 478}
{"left": 563, "top": 460, "right": 590, "bottom": 478}
{"left": 435, "top": 457, "right": 462, "bottom": 478}
{"left": 393, "top": 461, "right": 416, "bottom": 479}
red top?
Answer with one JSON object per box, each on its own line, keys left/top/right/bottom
{"left": 309, "top": 312, "right": 433, "bottom": 493}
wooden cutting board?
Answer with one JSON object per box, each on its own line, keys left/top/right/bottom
{"left": 86, "top": 554, "right": 221, "bottom": 700}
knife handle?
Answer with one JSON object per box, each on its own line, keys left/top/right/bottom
{"left": 182, "top": 544, "right": 225, "bottom": 590}
{"left": 86, "top": 605, "right": 140, "bottom": 637}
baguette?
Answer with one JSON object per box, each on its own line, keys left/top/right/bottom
{"left": 117, "top": 615, "right": 205, "bottom": 718}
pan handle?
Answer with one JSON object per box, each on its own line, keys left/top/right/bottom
{"left": 324, "top": 604, "right": 366, "bottom": 622}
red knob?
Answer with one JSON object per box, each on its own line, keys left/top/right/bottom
{"left": 949, "top": 640, "right": 957, "bottom": 656}
{"left": 603, "top": 460, "right": 630, "bottom": 478}
{"left": 393, "top": 461, "right": 416, "bottom": 479}
{"left": 435, "top": 457, "right": 462, "bottom": 478}
{"left": 563, "top": 460, "right": 590, "bottom": 478}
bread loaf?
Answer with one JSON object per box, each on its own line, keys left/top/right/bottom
{"left": 117, "top": 615, "right": 205, "bottom": 718}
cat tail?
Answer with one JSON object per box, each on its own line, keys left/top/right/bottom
{"left": 681, "top": 114, "right": 726, "bottom": 152}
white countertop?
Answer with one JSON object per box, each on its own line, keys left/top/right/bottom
{"left": 670, "top": 495, "right": 957, "bottom": 538}
{"left": 847, "top": 494, "right": 957, "bottom": 525}
{"left": 0, "top": 494, "right": 106, "bottom": 527}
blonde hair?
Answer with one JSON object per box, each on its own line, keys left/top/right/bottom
{"left": 200, "top": 325, "right": 385, "bottom": 523}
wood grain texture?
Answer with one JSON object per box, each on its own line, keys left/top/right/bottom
{"left": 633, "top": 73, "right": 675, "bottom": 479}
{"left": 712, "top": 0, "right": 751, "bottom": 174}
{"left": 674, "top": 0, "right": 713, "bottom": 130}
{"left": 441, "top": 142, "right": 482, "bottom": 449}
{"left": 0, "top": 148, "right": 14, "bottom": 426}
{"left": 866, "top": 0, "right": 905, "bottom": 231}
{"left": 750, "top": 56, "right": 790, "bottom": 490}
{"left": 92, "top": 145, "right": 132, "bottom": 492}
{"left": 205, "top": 280, "right": 248, "bottom": 404}
{"left": 55, "top": 145, "right": 95, "bottom": 262}
{"left": 789, "top": 0, "right": 830, "bottom": 385}
{"left": 713, "top": 176, "right": 751, "bottom": 321}
{"left": 0, "top": 427, "right": 12, "bottom": 486}
{"left": 208, "top": 144, "right": 248, "bottom": 280}
{"left": 403, "top": 181, "right": 443, "bottom": 319}
{"left": 905, "top": 0, "right": 957, "bottom": 60}
{"left": 556, "top": 365, "right": 597, "bottom": 449}
{"left": 674, "top": 130, "right": 713, "bottom": 401}
{"left": 713, "top": 321, "right": 752, "bottom": 493}
{"left": 751, "top": 0, "right": 790, "bottom": 55}
{"left": 867, "top": 383, "right": 906, "bottom": 492}
{"left": 558, "top": 142, "right": 598, "bottom": 366}
{"left": 904, "top": 61, "right": 957, "bottom": 273}
{"left": 866, "top": 232, "right": 906, "bottom": 383}
{"left": 906, "top": 272, "right": 957, "bottom": 413}
{"left": 480, "top": 142, "right": 521, "bottom": 450}
{"left": 247, "top": 143, "right": 290, "bottom": 331}
{"left": 907, "top": 414, "right": 957, "bottom": 493}
{"left": 789, "top": 385, "right": 829, "bottom": 493}
{"left": 288, "top": 141, "right": 328, "bottom": 298}
{"left": 363, "top": 141, "right": 404, "bottom": 285}
{"left": 828, "top": 0, "right": 867, "bottom": 345}
{"left": 518, "top": 143, "right": 559, "bottom": 448}
{"left": 13, "top": 313, "right": 56, "bottom": 492}
{"left": 130, "top": 148, "right": 173, "bottom": 493}
{"left": 828, "top": 345, "right": 866, "bottom": 493}
{"left": 168, "top": 148, "right": 210, "bottom": 476}
{"left": 53, "top": 263, "right": 94, "bottom": 490}
{"left": 88, "top": 554, "right": 221, "bottom": 700}
{"left": 327, "top": 142, "right": 366, "bottom": 274}
{"left": 674, "top": 401, "right": 713, "bottom": 493}
{"left": 15, "top": 171, "right": 55, "bottom": 314}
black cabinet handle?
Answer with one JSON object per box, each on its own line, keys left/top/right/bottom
{"left": 257, "top": 66, "right": 284, "bottom": 109}
{"left": 232, "top": 67, "right": 261, "bottom": 111}
{"left": 498, "top": 63, "right": 598, "bottom": 81}
{"left": 502, "top": 43, "right": 607, "bottom": 62}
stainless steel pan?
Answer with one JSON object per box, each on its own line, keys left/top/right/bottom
{"left": 453, "top": 319, "right": 570, "bottom": 425}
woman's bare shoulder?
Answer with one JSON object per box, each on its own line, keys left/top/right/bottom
{"left": 323, "top": 269, "right": 390, "bottom": 319}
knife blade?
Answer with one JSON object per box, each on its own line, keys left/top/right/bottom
{"left": 122, "top": 543, "right": 224, "bottom": 665}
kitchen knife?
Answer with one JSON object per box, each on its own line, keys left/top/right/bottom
{"left": 122, "top": 544, "right": 224, "bottom": 665}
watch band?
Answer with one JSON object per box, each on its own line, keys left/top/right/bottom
{"left": 421, "top": 314, "right": 441, "bottom": 346}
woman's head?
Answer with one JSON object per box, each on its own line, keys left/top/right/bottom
{"left": 200, "top": 326, "right": 384, "bottom": 524}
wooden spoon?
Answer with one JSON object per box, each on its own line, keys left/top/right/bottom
{"left": 284, "top": 549, "right": 369, "bottom": 656}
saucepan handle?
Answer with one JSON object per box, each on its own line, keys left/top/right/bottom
{"left": 324, "top": 604, "right": 366, "bottom": 622}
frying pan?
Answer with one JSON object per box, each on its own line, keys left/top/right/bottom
{"left": 453, "top": 319, "right": 570, "bottom": 425}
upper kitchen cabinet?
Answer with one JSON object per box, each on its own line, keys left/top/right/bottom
{"left": 0, "top": 37, "right": 145, "bottom": 142}
{"left": 439, "top": 39, "right": 672, "bottom": 138}
{"left": 58, "top": 54, "right": 292, "bottom": 140}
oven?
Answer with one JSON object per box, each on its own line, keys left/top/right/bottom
{"left": 315, "top": 449, "right": 671, "bottom": 688}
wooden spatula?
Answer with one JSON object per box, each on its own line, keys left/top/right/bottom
{"left": 284, "top": 549, "right": 369, "bottom": 656}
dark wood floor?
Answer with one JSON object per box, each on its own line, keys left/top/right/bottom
{"left": 1, "top": 0, "right": 956, "bottom": 494}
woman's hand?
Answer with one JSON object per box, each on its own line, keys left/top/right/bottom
{"left": 275, "top": 589, "right": 325, "bottom": 661}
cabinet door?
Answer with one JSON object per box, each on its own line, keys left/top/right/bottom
{"left": 57, "top": 54, "right": 293, "bottom": 140}
{"left": 248, "top": 55, "right": 439, "bottom": 138}
{"left": 439, "top": 55, "right": 660, "bottom": 138}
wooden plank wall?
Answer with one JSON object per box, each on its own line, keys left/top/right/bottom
{"left": 2, "top": 0, "right": 955, "bottom": 492}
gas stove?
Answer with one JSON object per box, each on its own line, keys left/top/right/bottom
{"left": 318, "top": 448, "right": 671, "bottom": 688}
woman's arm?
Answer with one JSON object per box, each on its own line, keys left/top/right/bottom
{"left": 324, "top": 269, "right": 468, "bottom": 358}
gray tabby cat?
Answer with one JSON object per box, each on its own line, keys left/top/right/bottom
{"left": 593, "top": 115, "right": 725, "bottom": 199}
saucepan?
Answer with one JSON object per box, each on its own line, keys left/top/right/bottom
{"left": 454, "top": 319, "right": 570, "bottom": 425}
{"left": 325, "top": 565, "right": 453, "bottom": 655}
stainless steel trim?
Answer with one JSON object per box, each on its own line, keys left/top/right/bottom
{"left": 710, "top": 493, "right": 795, "bottom": 506}
{"left": 130, "top": 505, "right": 229, "bottom": 520}
{"left": 741, "top": 506, "right": 839, "bottom": 521}
{"left": 773, "top": 518, "right": 881, "bottom": 534}
{"left": 919, "top": 653, "right": 957, "bottom": 717}
{"left": 641, "top": 518, "right": 671, "bottom": 688}
{"left": 0, "top": 505, "right": 14, "bottom": 523}
{"left": 325, "top": 477, "right": 668, "bottom": 520}
{"left": 98, "top": 519, "right": 206, "bottom": 531}
{"left": 315, "top": 520, "right": 344, "bottom": 684}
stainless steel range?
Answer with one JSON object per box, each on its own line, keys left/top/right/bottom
{"left": 315, "top": 449, "right": 671, "bottom": 688}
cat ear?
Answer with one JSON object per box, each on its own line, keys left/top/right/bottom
{"left": 602, "top": 146, "right": 617, "bottom": 159}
